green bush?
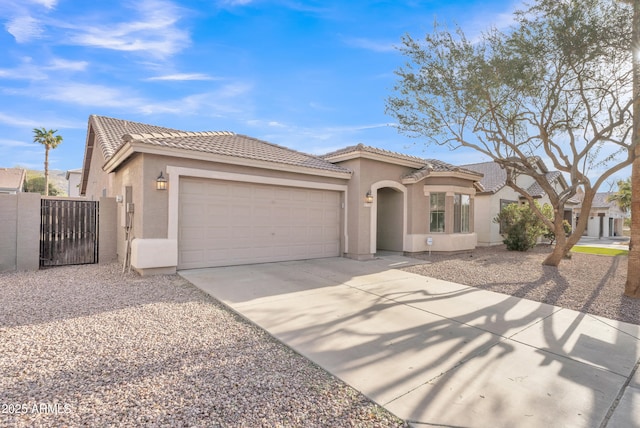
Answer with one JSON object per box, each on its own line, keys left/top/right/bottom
{"left": 494, "top": 202, "right": 546, "bottom": 251}
{"left": 23, "top": 176, "right": 60, "bottom": 196}
{"left": 539, "top": 203, "right": 572, "bottom": 244}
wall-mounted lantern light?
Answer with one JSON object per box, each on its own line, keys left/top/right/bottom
{"left": 365, "top": 190, "right": 374, "bottom": 204}
{"left": 156, "top": 171, "right": 168, "bottom": 190}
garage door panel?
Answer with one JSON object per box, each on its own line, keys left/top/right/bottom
{"left": 178, "top": 178, "right": 341, "bottom": 269}
{"left": 206, "top": 226, "right": 231, "bottom": 240}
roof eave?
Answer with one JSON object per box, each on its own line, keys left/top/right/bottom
{"left": 402, "top": 170, "right": 483, "bottom": 185}
{"left": 104, "top": 142, "right": 353, "bottom": 179}
{"left": 326, "top": 151, "right": 425, "bottom": 168}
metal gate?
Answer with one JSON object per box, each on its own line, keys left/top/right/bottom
{"left": 40, "top": 199, "right": 99, "bottom": 267}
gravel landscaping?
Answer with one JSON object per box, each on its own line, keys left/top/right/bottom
{"left": 0, "top": 263, "right": 405, "bottom": 428}
{"left": 403, "top": 244, "right": 640, "bottom": 326}
{"left": 3, "top": 246, "right": 638, "bottom": 427}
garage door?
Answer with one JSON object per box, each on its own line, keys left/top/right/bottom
{"left": 178, "top": 177, "right": 342, "bottom": 269}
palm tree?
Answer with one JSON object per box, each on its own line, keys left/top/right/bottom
{"left": 32, "top": 128, "right": 63, "bottom": 197}
{"left": 608, "top": 178, "right": 632, "bottom": 212}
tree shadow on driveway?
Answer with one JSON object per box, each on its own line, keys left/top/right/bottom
{"left": 192, "top": 257, "right": 640, "bottom": 427}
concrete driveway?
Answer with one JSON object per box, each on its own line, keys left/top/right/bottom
{"left": 180, "top": 255, "right": 640, "bottom": 428}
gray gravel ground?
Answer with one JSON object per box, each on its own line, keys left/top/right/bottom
{"left": 404, "top": 245, "right": 640, "bottom": 326}
{"left": 0, "top": 263, "right": 405, "bottom": 428}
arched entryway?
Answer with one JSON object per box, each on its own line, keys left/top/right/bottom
{"left": 369, "top": 181, "right": 407, "bottom": 254}
{"left": 376, "top": 187, "right": 404, "bottom": 251}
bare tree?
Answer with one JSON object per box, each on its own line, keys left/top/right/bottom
{"left": 387, "top": 0, "right": 635, "bottom": 267}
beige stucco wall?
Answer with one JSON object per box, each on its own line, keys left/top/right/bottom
{"left": 334, "top": 157, "right": 479, "bottom": 258}
{"left": 336, "top": 157, "right": 416, "bottom": 259}
{"left": 0, "top": 192, "right": 40, "bottom": 272}
{"left": 99, "top": 197, "right": 118, "bottom": 263}
{"left": 107, "top": 153, "right": 351, "bottom": 265}
{"left": 84, "top": 147, "right": 111, "bottom": 201}
{"left": 99, "top": 149, "right": 481, "bottom": 266}
{"left": 420, "top": 183, "right": 477, "bottom": 253}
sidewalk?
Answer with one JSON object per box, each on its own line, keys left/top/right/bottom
{"left": 181, "top": 256, "right": 640, "bottom": 427}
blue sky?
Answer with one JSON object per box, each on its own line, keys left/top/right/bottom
{"left": 0, "top": 0, "right": 523, "bottom": 172}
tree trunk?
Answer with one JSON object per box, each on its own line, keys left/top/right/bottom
{"left": 44, "top": 145, "right": 49, "bottom": 197}
{"left": 628, "top": 146, "right": 640, "bottom": 297}
{"left": 626, "top": 0, "right": 640, "bottom": 298}
{"left": 542, "top": 212, "right": 571, "bottom": 266}
{"left": 543, "top": 244, "right": 566, "bottom": 266}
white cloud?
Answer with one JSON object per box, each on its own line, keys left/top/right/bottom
{"left": 218, "top": 0, "right": 254, "bottom": 6}
{"left": 5, "top": 15, "right": 43, "bottom": 43}
{"left": 34, "top": 83, "right": 143, "bottom": 108}
{"left": 0, "top": 112, "right": 42, "bottom": 128}
{"left": 30, "top": 0, "right": 57, "bottom": 9}
{"left": 146, "top": 73, "right": 218, "bottom": 81}
{"left": 46, "top": 58, "right": 89, "bottom": 71}
{"left": 0, "top": 138, "right": 32, "bottom": 148}
{"left": 66, "top": 0, "right": 190, "bottom": 59}
{"left": 0, "top": 57, "right": 87, "bottom": 80}
{"left": 249, "top": 120, "right": 395, "bottom": 155}
{"left": 139, "top": 82, "right": 254, "bottom": 115}
{"left": 0, "top": 66, "right": 46, "bottom": 80}
{"left": 0, "top": 111, "right": 82, "bottom": 129}
{"left": 343, "top": 37, "right": 396, "bottom": 53}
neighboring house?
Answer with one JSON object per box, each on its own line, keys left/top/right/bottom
{"left": 80, "top": 115, "right": 483, "bottom": 275}
{"left": 463, "top": 160, "right": 575, "bottom": 246}
{"left": 0, "top": 168, "right": 26, "bottom": 194}
{"left": 573, "top": 190, "right": 627, "bottom": 238}
{"left": 65, "top": 168, "right": 82, "bottom": 197}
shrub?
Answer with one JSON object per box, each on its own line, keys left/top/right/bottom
{"left": 540, "top": 203, "right": 572, "bottom": 244}
{"left": 494, "top": 202, "right": 546, "bottom": 251}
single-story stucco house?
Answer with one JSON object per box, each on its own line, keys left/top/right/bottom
{"left": 573, "top": 190, "right": 627, "bottom": 238}
{"left": 80, "top": 115, "right": 483, "bottom": 275}
{"left": 463, "top": 160, "right": 575, "bottom": 246}
{"left": 0, "top": 167, "right": 26, "bottom": 194}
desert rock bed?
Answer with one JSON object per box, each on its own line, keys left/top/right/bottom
{"left": 0, "top": 263, "right": 404, "bottom": 428}
{"left": 404, "top": 245, "right": 639, "bottom": 326}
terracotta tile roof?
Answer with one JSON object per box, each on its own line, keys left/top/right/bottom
{"left": 402, "top": 160, "right": 482, "bottom": 181}
{"left": 124, "top": 131, "right": 351, "bottom": 174}
{"left": 576, "top": 192, "right": 620, "bottom": 209}
{"left": 462, "top": 162, "right": 506, "bottom": 193}
{"left": 525, "top": 171, "right": 562, "bottom": 197}
{"left": 323, "top": 143, "right": 482, "bottom": 178}
{"left": 90, "top": 115, "right": 182, "bottom": 159}
{"left": 463, "top": 161, "right": 581, "bottom": 203}
{"left": 323, "top": 143, "right": 426, "bottom": 164}
{"left": 91, "top": 115, "right": 350, "bottom": 175}
{"left": 0, "top": 167, "right": 26, "bottom": 191}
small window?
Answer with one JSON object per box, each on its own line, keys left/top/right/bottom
{"left": 454, "top": 194, "right": 470, "bottom": 233}
{"left": 499, "top": 199, "right": 518, "bottom": 234}
{"left": 430, "top": 193, "right": 445, "bottom": 232}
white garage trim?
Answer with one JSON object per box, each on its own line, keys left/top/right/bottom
{"left": 166, "top": 165, "right": 349, "bottom": 254}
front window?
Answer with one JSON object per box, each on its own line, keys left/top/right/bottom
{"left": 454, "top": 194, "right": 470, "bottom": 233}
{"left": 499, "top": 199, "right": 517, "bottom": 234}
{"left": 430, "top": 193, "right": 445, "bottom": 232}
